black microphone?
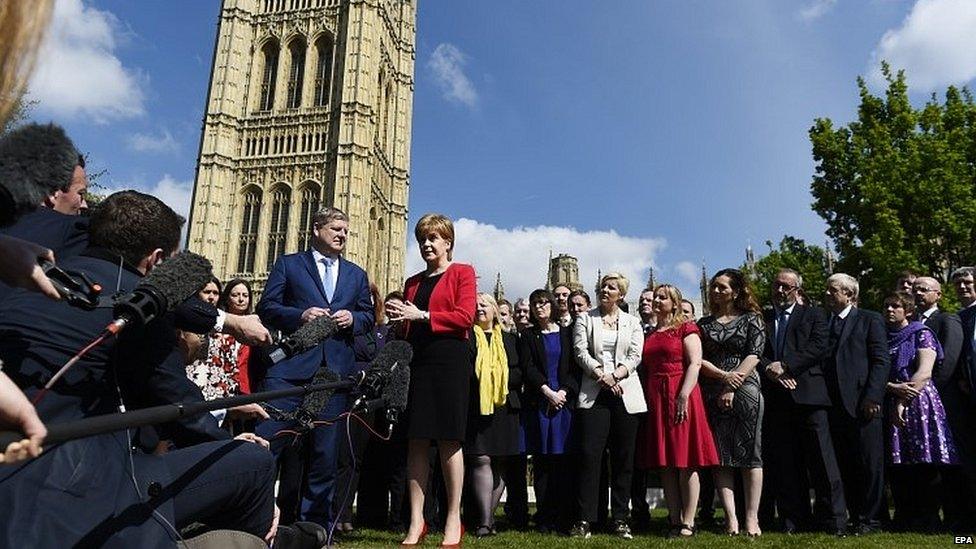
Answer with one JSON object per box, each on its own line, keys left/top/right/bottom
{"left": 107, "top": 251, "right": 213, "bottom": 334}
{"left": 353, "top": 340, "right": 413, "bottom": 418}
{"left": 265, "top": 315, "right": 340, "bottom": 364}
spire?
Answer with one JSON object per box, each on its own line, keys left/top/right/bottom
{"left": 745, "top": 241, "right": 757, "bottom": 278}
{"left": 646, "top": 266, "right": 655, "bottom": 290}
{"left": 824, "top": 239, "right": 835, "bottom": 275}
{"left": 545, "top": 249, "right": 553, "bottom": 291}
{"left": 596, "top": 268, "right": 602, "bottom": 294}
{"left": 700, "top": 260, "right": 709, "bottom": 312}
{"left": 493, "top": 272, "right": 505, "bottom": 302}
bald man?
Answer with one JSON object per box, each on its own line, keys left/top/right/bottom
{"left": 913, "top": 276, "right": 967, "bottom": 531}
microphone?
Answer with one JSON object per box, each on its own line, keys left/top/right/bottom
{"left": 265, "top": 315, "right": 340, "bottom": 365}
{"left": 107, "top": 251, "right": 213, "bottom": 334}
{"left": 353, "top": 340, "right": 412, "bottom": 423}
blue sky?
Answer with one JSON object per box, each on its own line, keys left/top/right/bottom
{"left": 26, "top": 0, "right": 976, "bottom": 299}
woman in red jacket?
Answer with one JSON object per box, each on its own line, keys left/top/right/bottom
{"left": 388, "top": 213, "right": 477, "bottom": 547}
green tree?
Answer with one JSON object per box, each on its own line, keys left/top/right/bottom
{"left": 809, "top": 62, "right": 976, "bottom": 309}
{"left": 744, "top": 236, "right": 832, "bottom": 308}
{"left": 1, "top": 94, "right": 36, "bottom": 135}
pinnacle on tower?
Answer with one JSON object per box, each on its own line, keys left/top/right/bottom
{"left": 493, "top": 272, "right": 505, "bottom": 302}
{"left": 646, "top": 266, "right": 655, "bottom": 291}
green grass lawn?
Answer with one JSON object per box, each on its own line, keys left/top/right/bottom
{"left": 336, "top": 524, "right": 952, "bottom": 548}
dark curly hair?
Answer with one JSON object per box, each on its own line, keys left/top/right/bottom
{"left": 709, "top": 268, "right": 762, "bottom": 316}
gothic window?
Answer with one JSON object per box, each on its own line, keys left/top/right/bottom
{"left": 237, "top": 188, "right": 262, "bottom": 274}
{"left": 297, "top": 182, "right": 321, "bottom": 251}
{"left": 314, "top": 35, "right": 333, "bottom": 107}
{"left": 259, "top": 41, "right": 280, "bottom": 111}
{"left": 266, "top": 186, "right": 291, "bottom": 271}
{"left": 286, "top": 39, "right": 306, "bottom": 109}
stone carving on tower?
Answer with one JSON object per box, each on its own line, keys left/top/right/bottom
{"left": 546, "top": 253, "right": 583, "bottom": 292}
{"left": 187, "top": 0, "right": 416, "bottom": 295}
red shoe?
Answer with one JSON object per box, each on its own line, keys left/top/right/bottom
{"left": 401, "top": 522, "right": 428, "bottom": 546}
{"left": 440, "top": 524, "right": 465, "bottom": 548}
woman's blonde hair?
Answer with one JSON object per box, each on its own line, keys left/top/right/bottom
{"left": 477, "top": 292, "right": 499, "bottom": 327}
{"left": 599, "top": 272, "right": 630, "bottom": 299}
{"left": 0, "top": 1, "right": 53, "bottom": 124}
{"left": 654, "top": 283, "right": 688, "bottom": 330}
{"left": 414, "top": 213, "right": 455, "bottom": 260}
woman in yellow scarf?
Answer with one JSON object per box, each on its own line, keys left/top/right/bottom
{"left": 466, "top": 293, "right": 522, "bottom": 538}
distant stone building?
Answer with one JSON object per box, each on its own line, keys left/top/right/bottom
{"left": 187, "top": 0, "right": 416, "bottom": 294}
{"left": 546, "top": 252, "right": 583, "bottom": 292}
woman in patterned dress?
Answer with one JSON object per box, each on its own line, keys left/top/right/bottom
{"left": 697, "top": 268, "right": 765, "bottom": 536}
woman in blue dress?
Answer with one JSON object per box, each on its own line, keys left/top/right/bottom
{"left": 518, "top": 288, "right": 579, "bottom": 533}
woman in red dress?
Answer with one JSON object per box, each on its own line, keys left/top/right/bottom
{"left": 637, "top": 284, "right": 718, "bottom": 537}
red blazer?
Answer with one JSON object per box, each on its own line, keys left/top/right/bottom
{"left": 403, "top": 262, "right": 477, "bottom": 340}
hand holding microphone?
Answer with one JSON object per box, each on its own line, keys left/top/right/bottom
{"left": 0, "top": 234, "right": 59, "bottom": 300}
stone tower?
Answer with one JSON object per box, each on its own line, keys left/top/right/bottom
{"left": 187, "top": 0, "right": 416, "bottom": 295}
{"left": 545, "top": 253, "right": 582, "bottom": 292}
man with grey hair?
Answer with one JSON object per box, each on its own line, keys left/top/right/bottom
{"left": 256, "top": 205, "right": 374, "bottom": 529}
{"left": 821, "top": 273, "right": 889, "bottom": 535}
{"left": 944, "top": 267, "right": 976, "bottom": 531}
{"left": 761, "top": 268, "right": 845, "bottom": 535}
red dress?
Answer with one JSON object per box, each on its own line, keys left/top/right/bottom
{"left": 637, "top": 321, "right": 719, "bottom": 468}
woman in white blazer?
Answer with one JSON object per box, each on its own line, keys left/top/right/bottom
{"left": 570, "top": 272, "right": 646, "bottom": 539}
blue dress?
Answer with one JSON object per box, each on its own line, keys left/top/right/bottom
{"left": 525, "top": 332, "right": 572, "bottom": 454}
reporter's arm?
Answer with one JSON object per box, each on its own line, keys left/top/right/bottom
{"left": 0, "top": 370, "right": 46, "bottom": 464}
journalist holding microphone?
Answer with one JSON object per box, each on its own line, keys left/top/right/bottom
{"left": 387, "top": 213, "right": 477, "bottom": 547}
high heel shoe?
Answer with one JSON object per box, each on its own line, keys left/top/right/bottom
{"left": 401, "top": 522, "right": 428, "bottom": 546}
{"left": 440, "top": 524, "right": 465, "bottom": 548}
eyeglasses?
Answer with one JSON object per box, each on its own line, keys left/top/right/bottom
{"left": 913, "top": 286, "right": 936, "bottom": 293}
{"left": 531, "top": 300, "right": 551, "bottom": 307}
{"left": 773, "top": 282, "right": 797, "bottom": 291}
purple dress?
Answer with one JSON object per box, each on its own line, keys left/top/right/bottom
{"left": 886, "top": 322, "right": 959, "bottom": 465}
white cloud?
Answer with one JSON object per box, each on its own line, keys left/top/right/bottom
{"left": 868, "top": 0, "right": 976, "bottom": 91}
{"left": 126, "top": 129, "right": 179, "bottom": 154}
{"left": 427, "top": 43, "right": 478, "bottom": 108}
{"left": 405, "top": 218, "right": 665, "bottom": 301}
{"left": 674, "top": 261, "right": 700, "bottom": 289}
{"left": 798, "top": 0, "right": 838, "bottom": 21}
{"left": 29, "top": 0, "right": 145, "bottom": 122}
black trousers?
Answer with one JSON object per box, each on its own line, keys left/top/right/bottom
{"left": 766, "top": 394, "right": 846, "bottom": 531}
{"left": 533, "top": 454, "right": 572, "bottom": 529}
{"left": 890, "top": 464, "right": 943, "bottom": 533}
{"left": 503, "top": 454, "right": 529, "bottom": 527}
{"left": 828, "top": 408, "right": 886, "bottom": 527}
{"left": 941, "top": 387, "right": 976, "bottom": 533}
{"left": 575, "top": 396, "right": 640, "bottom": 523}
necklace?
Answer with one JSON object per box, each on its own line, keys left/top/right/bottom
{"left": 602, "top": 314, "right": 619, "bottom": 329}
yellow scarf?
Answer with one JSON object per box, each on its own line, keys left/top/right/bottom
{"left": 474, "top": 323, "right": 509, "bottom": 415}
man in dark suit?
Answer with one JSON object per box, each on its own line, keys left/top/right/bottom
{"left": 0, "top": 191, "right": 277, "bottom": 547}
{"left": 944, "top": 268, "right": 976, "bottom": 532}
{"left": 760, "top": 268, "right": 846, "bottom": 534}
{"left": 822, "top": 273, "right": 890, "bottom": 535}
{"left": 256, "top": 206, "right": 374, "bottom": 528}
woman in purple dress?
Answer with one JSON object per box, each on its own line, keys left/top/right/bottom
{"left": 883, "top": 292, "right": 958, "bottom": 532}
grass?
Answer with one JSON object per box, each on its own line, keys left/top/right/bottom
{"left": 335, "top": 522, "right": 952, "bottom": 548}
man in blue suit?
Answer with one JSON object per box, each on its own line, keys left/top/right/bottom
{"left": 256, "top": 205, "right": 374, "bottom": 528}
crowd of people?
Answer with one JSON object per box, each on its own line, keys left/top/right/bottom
{"left": 0, "top": 4, "right": 974, "bottom": 547}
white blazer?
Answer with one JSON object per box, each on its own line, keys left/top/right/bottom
{"left": 573, "top": 308, "right": 647, "bottom": 414}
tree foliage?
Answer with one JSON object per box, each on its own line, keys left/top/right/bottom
{"left": 744, "top": 236, "right": 831, "bottom": 308}
{"left": 809, "top": 62, "right": 976, "bottom": 309}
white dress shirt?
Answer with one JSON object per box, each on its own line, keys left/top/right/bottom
{"left": 311, "top": 249, "right": 339, "bottom": 300}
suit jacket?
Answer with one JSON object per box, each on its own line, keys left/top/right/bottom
{"left": 518, "top": 325, "right": 580, "bottom": 409}
{"left": 0, "top": 250, "right": 227, "bottom": 547}
{"left": 402, "top": 263, "right": 477, "bottom": 340}
{"left": 0, "top": 207, "right": 89, "bottom": 300}
{"left": 761, "top": 305, "right": 830, "bottom": 406}
{"left": 573, "top": 309, "right": 647, "bottom": 414}
{"left": 823, "top": 308, "right": 890, "bottom": 417}
{"left": 257, "top": 250, "right": 374, "bottom": 380}
{"left": 924, "top": 309, "right": 963, "bottom": 392}
{"left": 955, "top": 305, "right": 976, "bottom": 395}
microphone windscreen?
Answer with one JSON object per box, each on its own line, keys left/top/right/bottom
{"left": 302, "top": 367, "right": 341, "bottom": 416}
{"left": 368, "top": 340, "right": 414, "bottom": 375}
{"left": 141, "top": 251, "right": 213, "bottom": 312}
{"left": 382, "top": 359, "right": 410, "bottom": 412}
{"left": 288, "top": 315, "right": 340, "bottom": 354}
{"left": 173, "top": 296, "right": 219, "bottom": 333}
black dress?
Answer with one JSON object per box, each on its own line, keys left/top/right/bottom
{"left": 466, "top": 331, "right": 521, "bottom": 456}
{"left": 698, "top": 313, "right": 766, "bottom": 468}
{"left": 405, "top": 273, "right": 474, "bottom": 441}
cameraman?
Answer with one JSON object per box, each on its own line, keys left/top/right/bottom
{"left": 0, "top": 191, "right": 276, "bottom": 547}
